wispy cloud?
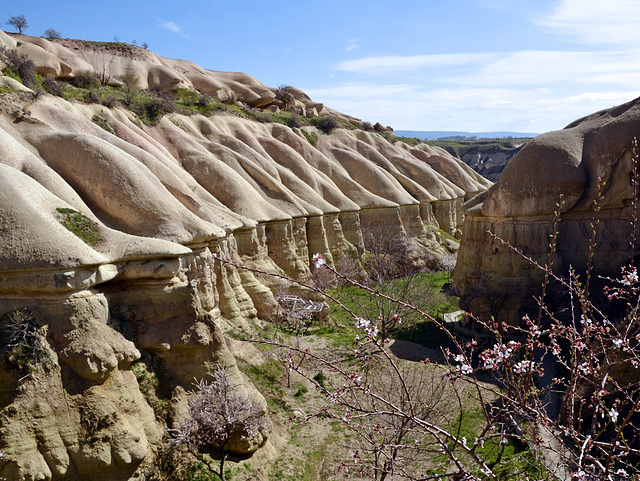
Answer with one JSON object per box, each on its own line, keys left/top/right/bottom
{"left": 538, "top": 0, "right": 640, "bottom": 45}
{"left": 336, "top": 53, "right": 493, "bottom": 73}
{"left": 306, "top": 82, "right": 640, "bottom": 132}
{"left": 345, "top": 39, "right": 359, "bottom": 51}
{"left": 159, "top": 20, "right": 189, "bottom": 38}
{"left": 311, "top": 0, "right": 640, "bottom": 132}
{"left": 446, "top": 50, "right": 640, "bottom": 88}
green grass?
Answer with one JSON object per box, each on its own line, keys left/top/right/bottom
{"left": 55, "top": 207, "right": 102, "bottom": 245}
{"left": 428, "top": 225, "right": 460, "bottom": 244}
{"left": 447, "top": 407, "right": 545, "bottom": 480}
{"left": 91, "top": 114, "right": 114, "bottom": 134}
{"left": 322, "top": 272, "right": 459, "bottom": 348}
{"left": 300, "top": 129, "right": 318, "bottom": 147}
{"left": 19, "top": 65, "right": 368, "bottom": 134}
{"left": 236, "top": 357, "right": 289, "bottom": 411}
{"left": 268, "top": 428, "right": 340, "bottom": 481}
{"left": 2, "top": 68, "right": 21, "bottom": 83}
{"left": 51, "top": 74, "right": 354, "bottom": 131}
{"left": 395, "top": 135, "right": 424, "bottom": 146}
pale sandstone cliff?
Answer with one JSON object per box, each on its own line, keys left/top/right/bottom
{"left": 454, "top": 97, "right": 640, "bottom": 325}
{"left": 0, "top": 31, "right": 491, "bottom": 480}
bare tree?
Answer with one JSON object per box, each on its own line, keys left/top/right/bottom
{"left": 343, "top": 360, "right": 452, "bottom": 480}
{"left": 171, "top": 366, "right": 270, "bottom": 481}
{"left": 90, "top": 51, "right": 115, "bottom": 86}
{"left": 6, "top": 14, "right": 27, "bottom": 34}
{"left": 43, "top": 28, "right": 61, "bottom": 39}
{"left": 337, "top": 220, "right": 433, "bottom": 341}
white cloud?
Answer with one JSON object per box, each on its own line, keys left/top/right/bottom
{"left": 538, "top": 0, "right": 640, "bottom": 45}
{"left": 445, "top": 50, "right": 640, "bottom": 88}
{"left": 345, "top": 39, "right": 359, "bottom": 51}
{"left": 159, "top": 20, "right": 189, "bottom": 37}
{"left": 335, "top": 53, "right": 493, "bottom": 73}
{"left": 315, "top": 0, "right": 640, "bottom": 133}
{"left": 305, "top": 82, "right": 640, "bottom": 133}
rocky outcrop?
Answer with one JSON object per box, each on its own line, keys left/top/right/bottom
{"left": 0, "top": 31, "right": 491, "bottom": 480}
{"left": 0, "top": 32, "right": 334, "bottom": 119}
{"left": 454, "top": 97, "right": 640, "bottom": 325}
{"left": 458, "top": 144, "right": 523, "bottom": 182}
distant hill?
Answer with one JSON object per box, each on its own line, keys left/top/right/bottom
{"left": 395, "top": 130, "right": 539, "bottom": 141}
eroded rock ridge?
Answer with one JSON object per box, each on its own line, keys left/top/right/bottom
{"left": 0, "top": 30, "right": 491, "bottom": 479}
{"left": 454, "top": 97, "right": 640, "bottom": 325}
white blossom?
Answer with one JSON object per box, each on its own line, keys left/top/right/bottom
{"left": 610, "top": 408, "right": 619, "bottom": 423}
{"left": 513, "top": 360, "right": 534, "bottom": 374}
{"left": 312, "top": 253, "right": 326, "bottom": 269}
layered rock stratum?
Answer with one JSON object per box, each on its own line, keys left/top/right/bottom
{"left": 0, "top": 30, "right": 491, "bottom": 479}
{"left": 454, "top": 97, "right": 640, "bottom": 325}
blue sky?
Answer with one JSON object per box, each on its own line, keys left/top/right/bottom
{"left": 6, "top": 0, "right": 640, "bottom": 133}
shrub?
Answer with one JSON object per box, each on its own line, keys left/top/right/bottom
{"left": 177, "top": 89, "right": 200, "bottom": 106}
{"left": 198, "top": 93, "right": 212, "bottom": 107}
{"left": 72, "top": 70, "right": 100, "bottom": 90}
{"left": 143, "top": 95, "right": 175, "bottom": 124}
{"left": 118, "top": 71, "right": 140, "bottom": 106}
{"left": 0, "top": 309, "right": 50, "bottom": 372}
{"left": 2, "top": 67, "right": 20, "bottom": 83}
{"left": 0, "top": 46, "right": 36, "bottom": 87}
{"left": 42, "top": 74, "right": 64, "bottom": 96}
{"left": 275, "top": 85, "right": 295, "bottom": 111}
{"left": 286, "top": 114, "right": 302, "bottom": 129}
{"left": 101, "top": 94, "right": 118, "bottom": 108}
{"left": 312, "top": 371, "right": 326, "bottom": 388}
{"left": 313, "top": 116, "right": 339, "bottom": 134}
{"left": 83, "top": 89, "right": 101, "bottom": 104}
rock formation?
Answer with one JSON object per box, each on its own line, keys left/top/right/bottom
{"left": 454, "top": 97, "right": 640, "bottom": 325}
{"left": 0, "top": 30, "right": 491, "bottom": 479}
{"left": 457, "top": 143, "right": 523, "bottom": 182}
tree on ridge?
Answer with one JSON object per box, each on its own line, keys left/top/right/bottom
{"left": 6, "top": 14, "right": 28, "bottom": 34}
